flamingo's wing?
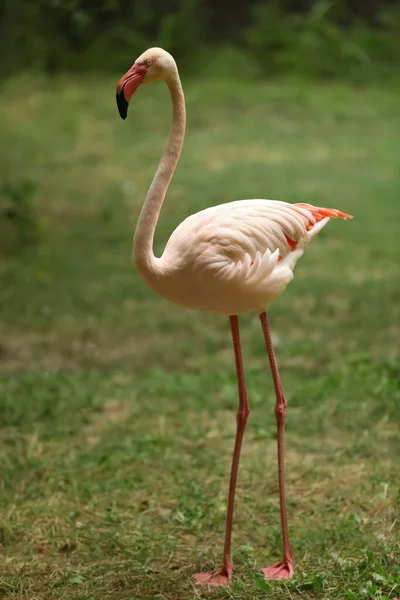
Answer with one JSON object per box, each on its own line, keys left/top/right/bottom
{"left": 206, "top": 200, "right": 310, "bottom": 258}
{"left": 194, "top": 200, "right": 313, "bottom": 283}
{"left": 164, "top": 199, "right": 351, "bottom": 283}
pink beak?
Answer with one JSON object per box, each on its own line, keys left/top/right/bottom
{"left": 116, "top": 64, "right": 148, "bottom": 120}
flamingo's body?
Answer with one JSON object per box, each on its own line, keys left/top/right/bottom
{"left": 116, "top": 47, "right": 352, "bottom": 586}
{"left": 138, "top": 199, "right": 350, "bottom": 316}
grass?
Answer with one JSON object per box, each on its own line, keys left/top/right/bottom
{"left": 0, "top": 71, "right": 399, "bottom": 599}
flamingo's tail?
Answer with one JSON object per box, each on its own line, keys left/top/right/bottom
{"left": 295, "top": 203, "right": 353, "bottom": 231}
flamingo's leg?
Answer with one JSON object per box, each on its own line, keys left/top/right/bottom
{"left": 194, "top": 315, "right": 249, "bottom": 586}
{"left": 259, "top": 311, "right": 294, "bottom": 581}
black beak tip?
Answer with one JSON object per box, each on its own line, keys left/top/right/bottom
{"left": 116, "top": 92, "right": 128, "bottom": 120}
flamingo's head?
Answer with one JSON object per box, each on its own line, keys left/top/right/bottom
{"left": 116, "top": 47, "right": 177, "bottom": 120}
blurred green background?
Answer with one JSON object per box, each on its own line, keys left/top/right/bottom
{"left": 1, "top": 0, "right": 400, "bottom": 79}
{"left": 0, "top": 2, "right": 399, "bottom": 599}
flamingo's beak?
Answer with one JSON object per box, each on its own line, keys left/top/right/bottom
{"left": 116, "top": 64, "right": 147, "bottom": 120}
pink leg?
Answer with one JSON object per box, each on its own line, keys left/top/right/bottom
{"left": 259, "top": 311, "right": 294, "bottom": 580}
{"left": 194, "top": 315, "right": 249, "bottom": 586}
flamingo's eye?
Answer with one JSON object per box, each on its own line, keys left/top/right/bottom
{"left": 146, "top": 59, "right": 152, "bottom": 66}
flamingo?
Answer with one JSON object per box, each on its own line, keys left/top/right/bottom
{"left": 116, "top": 47, "right": 352, "bottom": 586}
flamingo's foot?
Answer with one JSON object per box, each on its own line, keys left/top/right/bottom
{"left": 193, "top": 566, "right": 232, "bottom": 586}
{"left": 262, "top": 560, "right": 294, "bottom": 581}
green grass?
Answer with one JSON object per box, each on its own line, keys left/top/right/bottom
{"left": 0, "top": 73, "right": 399, "bottom": 599}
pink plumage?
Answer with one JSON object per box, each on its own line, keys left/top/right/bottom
{"left": 149, "top": 199, "right": 351, "bottom": 315}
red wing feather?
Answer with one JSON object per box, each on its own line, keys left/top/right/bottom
{"left": 295, "top": 203, "right": 353, "bottom": 231}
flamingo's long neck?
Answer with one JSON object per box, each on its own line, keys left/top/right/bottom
{"left": 133, "top": 70, "right": 186, "bottom": 280}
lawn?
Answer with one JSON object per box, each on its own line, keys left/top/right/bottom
{"left": 0, "top": 72, "right": 399, "bottom": 599}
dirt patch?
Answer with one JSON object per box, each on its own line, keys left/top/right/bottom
{"left": 83, "top": 398, "right": 133, "bottom": 446}
{"left": 0, "top": 325, "right": 188, "bottom": 374}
